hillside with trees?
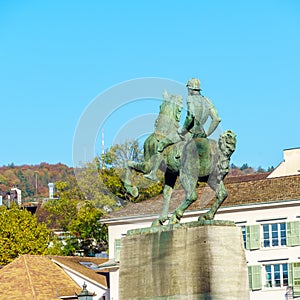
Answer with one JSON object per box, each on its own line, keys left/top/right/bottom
{"left": 0, "top": 162, "right": 73, "bottom": 200}
{"left": 0, "top": 150, "right": 275, "bottom": 203}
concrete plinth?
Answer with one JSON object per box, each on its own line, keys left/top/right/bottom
{"left": 119, "top": 221, "right": 249, "bottom": 300}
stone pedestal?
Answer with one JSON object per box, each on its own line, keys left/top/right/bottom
{"left": 119, "top": 221, "right": 249, "bottom": 300}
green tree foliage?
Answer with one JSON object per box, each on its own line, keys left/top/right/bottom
{"left": 240, "top": 163, "right": 250, "bottom": 170}
{"left": 75, "top": 161, "right": 120, "bottom": 210}
{"left": 99, "top": 140, "right": 163, "bottom": 202}
{"left": 38, "top": 178, "right": 85, "bottom": 230}
{"left": 256, "top": 166, "right": 266, "bottom": 173}
{"left": 68, "top": 201, "right": 108, "bottom": 255}
{"left": 0, "top": 204, "right": 51, "bottom": 266}
{"left": 37, "top": 178, "right": 109, "bottom": 256}
{"left": 230, "top": 163, "right": 238, "bottom": 169}
{"left": 101, "top": 140, "right": 142, "bottom": 169}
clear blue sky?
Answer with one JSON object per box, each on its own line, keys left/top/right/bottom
{"left": 1, "top": 1, "right": 299, "bottom": 169}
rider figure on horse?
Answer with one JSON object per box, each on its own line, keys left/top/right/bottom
{"left": 144, "top": 78, "right": 221, "bottom": 181}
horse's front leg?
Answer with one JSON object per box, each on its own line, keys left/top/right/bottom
{"left": 198, "top": 180, "right": 228, "bottom": 222}
{"left": 168, "top": 189, "right": 197, "bottom": 224}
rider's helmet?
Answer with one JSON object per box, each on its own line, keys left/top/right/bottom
{"left": 186, "top": 78, "right": 201, "bottom": 91}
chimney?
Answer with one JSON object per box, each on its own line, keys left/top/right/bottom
{"left": 11, "top": 187, "right": 22, "bottom": 205}
{"left": 48, "top": 183, "right": 54, "bottom": 199}
{"left": 268, "top": 147, "right": 300, "bottom": 178}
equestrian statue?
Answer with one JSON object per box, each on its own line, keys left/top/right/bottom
{"left": 124, "top": 78, "right": 236, "bottom": 226}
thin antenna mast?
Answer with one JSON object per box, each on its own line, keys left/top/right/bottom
{"left": 101, "top": 128, "right": 105, "bottom": 169}
{"left": 102, "top": 128, "right": 105, "bottom": 155}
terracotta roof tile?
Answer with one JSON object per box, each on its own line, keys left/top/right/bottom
{"left": 0, "top": 255, "right": 80, "bottom": 300}
{"left": 0, "top": 255, "right": 109, "bottom": 300}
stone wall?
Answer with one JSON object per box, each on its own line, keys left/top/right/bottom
{"left": 119, "top": 223, "right": 249, "bottom": 300}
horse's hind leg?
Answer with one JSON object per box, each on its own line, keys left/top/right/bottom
{"left": 152, "top": 170, "right": 177, "bottom": 226}
{"left": 168, "top": 168, "right": 198, "bottom": 224}
{"left": 198, "top": 180, "right": 228, "bottom": 222}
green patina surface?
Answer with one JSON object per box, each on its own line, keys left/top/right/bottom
{"left": 125, "top": 78, "right": 236, "bottom": 227}
{"left": 127, "top": 219, "right": 235, "bottom": 236}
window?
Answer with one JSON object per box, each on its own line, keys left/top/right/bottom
{"left": 262, "top": 223, "right": 286, "bottom": 248}
{"left": 79, "top": 261, "right": 100, "bottom": 270}
{"left": 241, "top": 226, "right": 246, "bottom": 248}
{"left": 244, "top": 221, "right": 300, "bottom": 250}
{"left": 265, "top": 263, "right": 288, "bottom": 288}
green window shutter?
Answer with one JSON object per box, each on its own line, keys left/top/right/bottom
{"left": 288, "top": 263, "right": 294, "bottom": 286}
{"left": 287, "top": 221, "right": 300, "bottom": 247}
{"left": 246, "top": 225, "right": 260, "bottom": 250}
{"left": 248, "top": 265, "right": 262, "bottom": 290}
{"left": 114, "top": 239, "right": 121, "bottom": 262}
{"left": 293, "top": 262, "right": 300, "bottom": 297}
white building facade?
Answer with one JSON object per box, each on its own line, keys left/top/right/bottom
{"left": 103, "top": 149, "right": 300, "bottom": 300}
{"left": 105, "top": 198, "right": 300, "bottom": 300}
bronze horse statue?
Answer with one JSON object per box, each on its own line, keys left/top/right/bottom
{"left": 124, "top": 92, "right": 236, "bottom": 226}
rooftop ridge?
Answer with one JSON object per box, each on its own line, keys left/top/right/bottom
{"left": 23, "top": 255, "right": 38, "bottom": 300}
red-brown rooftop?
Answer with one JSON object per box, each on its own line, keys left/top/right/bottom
{"left": 105, "top": 173, "right": 300, "bottom": 219}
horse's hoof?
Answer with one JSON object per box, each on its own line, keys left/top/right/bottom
{"left": 151, "top": 215, "right": 168, "bottom": 227}
{"left": 168, "top": 215, "right": 180, "bottom": 225}
{"left": 131, "top": 186, "right": 139, "bottom": 198}
{"left": 125, "top": 186, "right": 139, "bottom": 198}
{"left": 198, "top": 217, "right": 205, "bottom": 225}
{"left": 151, "top": 220, "right": 161, "bottom": 227}
{"left": 198, "top": 213, "right": 212, "bottom": 223}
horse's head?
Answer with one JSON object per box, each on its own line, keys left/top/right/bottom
{"left": 158, "top": 92, "right": 182, "bottom": 122}
{"left": 154, "top": 92, "right": 182, "bottom": 134}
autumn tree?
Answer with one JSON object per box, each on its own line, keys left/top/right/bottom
{"left": 37, "top": 178, "right": 109, "bottom": 256}
{"left": 0, "top": 204, "right": 51, "bottom": 266}
{"left": 99, "top": 140, "right": 163, "bottom": 202}
{"left": 75, "top": 161, "right": 121, "bottom": 210}
{"left": 0, "top": 163, "right": 74, "bottom": 200}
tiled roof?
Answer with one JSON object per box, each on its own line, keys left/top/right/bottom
{"left": 224, "top": 172, "right": 270, "bottom": 183}
{"left": 50, "top": 256, "right": 109, "bottom": 288}
{"left": 106, "top": 174, "right": 300, "bottom": 219}
{"left": 0, "top": 255, "right": 109, "bottom": 300}
{"left": 0, "top": 255, "right": 81, "bottom": 300}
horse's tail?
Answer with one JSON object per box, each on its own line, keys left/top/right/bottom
{"left": 216, "top": 130, "right": 237, "bottom": 180}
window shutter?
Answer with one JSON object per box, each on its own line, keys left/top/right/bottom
{"left": 288, "top": 263, "right": 294, "bottom": 286}
{"left": 287, "top": 221, "right": 300, "bottom": 247}
{"left": 246, "top": 225, "right": 260, "bottom": 250}
{"left": 248, "top": 265, "right": 262, "bottom": 290}
{"left": 293, "top": 263, "right": 300, "bottom": 297}
{"left": 114, "top": 239, "right": 121, "bottom": 262}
